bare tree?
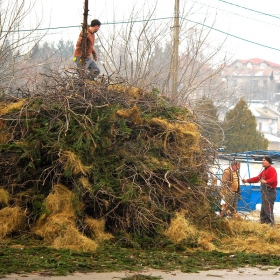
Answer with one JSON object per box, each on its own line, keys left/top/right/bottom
{"left": 97, "top": 1, "right": 233, "bottom": 108}
{"left": 93, "top": 0, "right": 237, "bottom": 151}
{"left": 0, "top": 0, "right": 45, "bottom": 94}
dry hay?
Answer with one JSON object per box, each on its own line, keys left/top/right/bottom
{"left": 52, "top": 226, "right": 98, "bottom": 252}
{"left": 217, "top": 218, "right": 280, "bottom": 255}
{"left": 164, "top": 211, "right": 280, "bottom": 255}
{"left": 0, "top": 207, "right": 26, "bottom": 238}
{"left": 0, "top": 120, "right": 10, "bottom": 144}
{"left": 0, "top": 100, "right": 26, "bottom": 116}
{"left": 150, "top": 118, "right": 201, "bottom": 166}
{"left": 248, "top": 209, "right": 280, "bottom": 224}
{"left": 150, "top": 118, "right": 199, "bottom": 143}
{"left": 108, "top": 84, "right": 142, "bottom": 99}
{"left": 58, "top": 150, "right": 91, "bottom": 176}
{"left": 34, "top": 213, "right": 97, "bottom": 252}
{"left": 78, "top": 176, "right": 92, "bottom": 190}
{"left": 33, "top": 184, "right": 99, "bottom": 251}
{"left": 116, "top": 105, "right": 142, "bottom": 125}
{"left": 34, "top": 213, "right": 75, "bottom": 243}
{"left": 84, "top": 217, "right": 114, "bottom": 242}
{"left": 164, "top": 211, "right": 216, "bottom": 251}
{"left": 45, "top": 184, "right": 78, "bottom": 217}
{"left": 0, "top": 188, "right": 9, "bottom": 206}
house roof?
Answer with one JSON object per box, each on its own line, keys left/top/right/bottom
{"left": 249, "top": 105, "right": 280, "bottom": 119}
{"left": 221, "top": 58, "right": 280, "bottom": 78}
{"left": 232, "top": 58, "right": 280, "bottom": 68}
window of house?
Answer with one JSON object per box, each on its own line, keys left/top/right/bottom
{"left": 246, "top": 62, "right": 252, "bottom": 68}
{"left": 259, "top": 122, "right": 262, "bottom": 131}
{"left": 230, "top": 79, "right": 237, "bottom": 87}
{"left": 251, "top": 80, "right": 258, "bottom": 89}
{"left": 263, "top": 80, "right": 268, "bottom": 89}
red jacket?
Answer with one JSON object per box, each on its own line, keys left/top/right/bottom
{"left": 247, "top": 165, "right": 278, "bottom": 188}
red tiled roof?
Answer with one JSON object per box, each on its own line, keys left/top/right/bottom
{"left": 233, "top": 58, "right": 280, "bottom": 68}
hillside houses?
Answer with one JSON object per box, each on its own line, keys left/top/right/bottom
{"left": 221, "top": 58, "right": 280, "bottom": 150}
{"left": 221, "top": 58, "right": 280, "bottom": 102}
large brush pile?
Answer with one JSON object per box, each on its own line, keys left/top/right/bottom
{"left": 0, "top": 73, "right": 219, "bottom": 250}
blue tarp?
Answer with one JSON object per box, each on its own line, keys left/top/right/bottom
{"left": 237, "top": 185, "right": 280, "bottom": 211}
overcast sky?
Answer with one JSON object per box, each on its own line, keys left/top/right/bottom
{"left": 32, "top": 0, "right": 280, "bottom": 64}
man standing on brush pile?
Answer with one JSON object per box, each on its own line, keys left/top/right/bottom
{"left": 242, "top": 156, "right": 278, "bottom": 226}
{"left": 221, "top": 160, "right": 241, "bottom": 217}
{"left": 73, "top": 19, "right": 101, "bottom": 80}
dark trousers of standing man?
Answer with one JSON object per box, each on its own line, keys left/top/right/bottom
{"left": 226, "top": 191, "right": 238, "bottom": 214}
{"left": 260, "top": 183, "right": 276, "bottom": 226}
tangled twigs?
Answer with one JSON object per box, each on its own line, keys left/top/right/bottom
{"left": 0, "top": 70, "right": 218, "bottom": 236}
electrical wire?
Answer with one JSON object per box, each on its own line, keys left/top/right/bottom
{"left": 218, "top": 0, "right": 280, "bottom": 20}
{"left": 189, "top": 0, "right": 280, "bottom": 29}
{"left": 184, "top": 17, "right": 280, "bottom": 52}
{"left": 2, "top": 11, "right": 279, "bottom": 53}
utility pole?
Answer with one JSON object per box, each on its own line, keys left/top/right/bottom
{"left": 81, "top": 0, "right": 89, "bottom": 76}
{"left": 171, "top": 0, "right": 180, "bottom": 100}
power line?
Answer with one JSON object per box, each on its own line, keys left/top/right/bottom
{"left": 2, "top": 25, "right": 81, "bottom": 33}
{"left": 186, "top": 17, "right": 280, "bottom": 52}
{"left": 218, "top": 0, "right": 280, "bottom": 20}
{"left": 2, "top": 17, "right": 175, "bottom": 33}
{"left": 189, "top": 0, "right": 280, "bottom": 29}
{"left": 3, "top": 16, "right": 280, "bottom": 53}
{"left": 113, "top": 16, "right": 280, "bottom": 53}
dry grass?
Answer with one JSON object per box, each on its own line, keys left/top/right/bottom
{"left": 165, "top": 211, "right": 280, "bottom": 255}
{"left": 84, "top": 217, "right": 114, "bottom": 242}
{"left": 34, "top": 213, "right": 97, "bottom": 251}
{"left": 58, "top": 150, "right": 91, "bottom": 176}
{"left": 52, "top": 226, "right": 98, "bottom": 252}
{"left": 45, "top": 184, "right": 78, "bottom": 217}
{"left": 0, "top": 188, "right": 9, "bottom": 206}
{"left": 0, "top": 207, "right": 26, "bottom": 238}
{"left": 0, "top": 120, "right": 10, "bottom": 144}
{"left": 32, "top": 184, "right": 113, "bottom": 251}
{"left": 108, "top": 84, "right": 142, "bottom": 98}
{"left": 164, "top": 211, "right": 216, "bottom": 251}
{"left": 116, "top": 105, "right": 142, "bottom": 125}
{"left": 0, "top": 100, "right": 26, "bottom": 116}
{"left": 150, "top": 118, "right": 199, "bottom": 143}
{"left": 217, "top": 218, "right": 280, "bottom": 255}
{"left": 78, "top": 176, "right": 92, "bottom": 189}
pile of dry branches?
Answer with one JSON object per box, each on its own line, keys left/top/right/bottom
{"left": 0, "top": 71, "right": 219, "bottom": 243}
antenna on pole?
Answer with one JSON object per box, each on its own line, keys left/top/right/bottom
{"left": 171, "top": 0, "right": 180, "bottom": 101}
{"left": 81, "top": 0, "right": 89, "bottom": 78}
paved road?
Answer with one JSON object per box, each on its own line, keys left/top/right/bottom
{"left": 3, "top": 267, "right": 280, "bottom": 280}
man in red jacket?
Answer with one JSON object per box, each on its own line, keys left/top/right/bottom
{"left": 73, "top": 19, "right": 101, "bottom": 79}
{"left": 242, "top": 156, "right": 278, "bottom": 226}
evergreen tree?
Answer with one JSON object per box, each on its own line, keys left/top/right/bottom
{"left": 56, "top": 39, "right": 74, "bottom": 59}
{"left": 30, "top": 43, "right": 39, "bottom": 58}
{"left": 223, "top": 98, "right": 268, "bottom": 153}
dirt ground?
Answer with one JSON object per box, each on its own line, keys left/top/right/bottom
{"left": 3, "top": 267, "right": 280, "bottom": 280}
